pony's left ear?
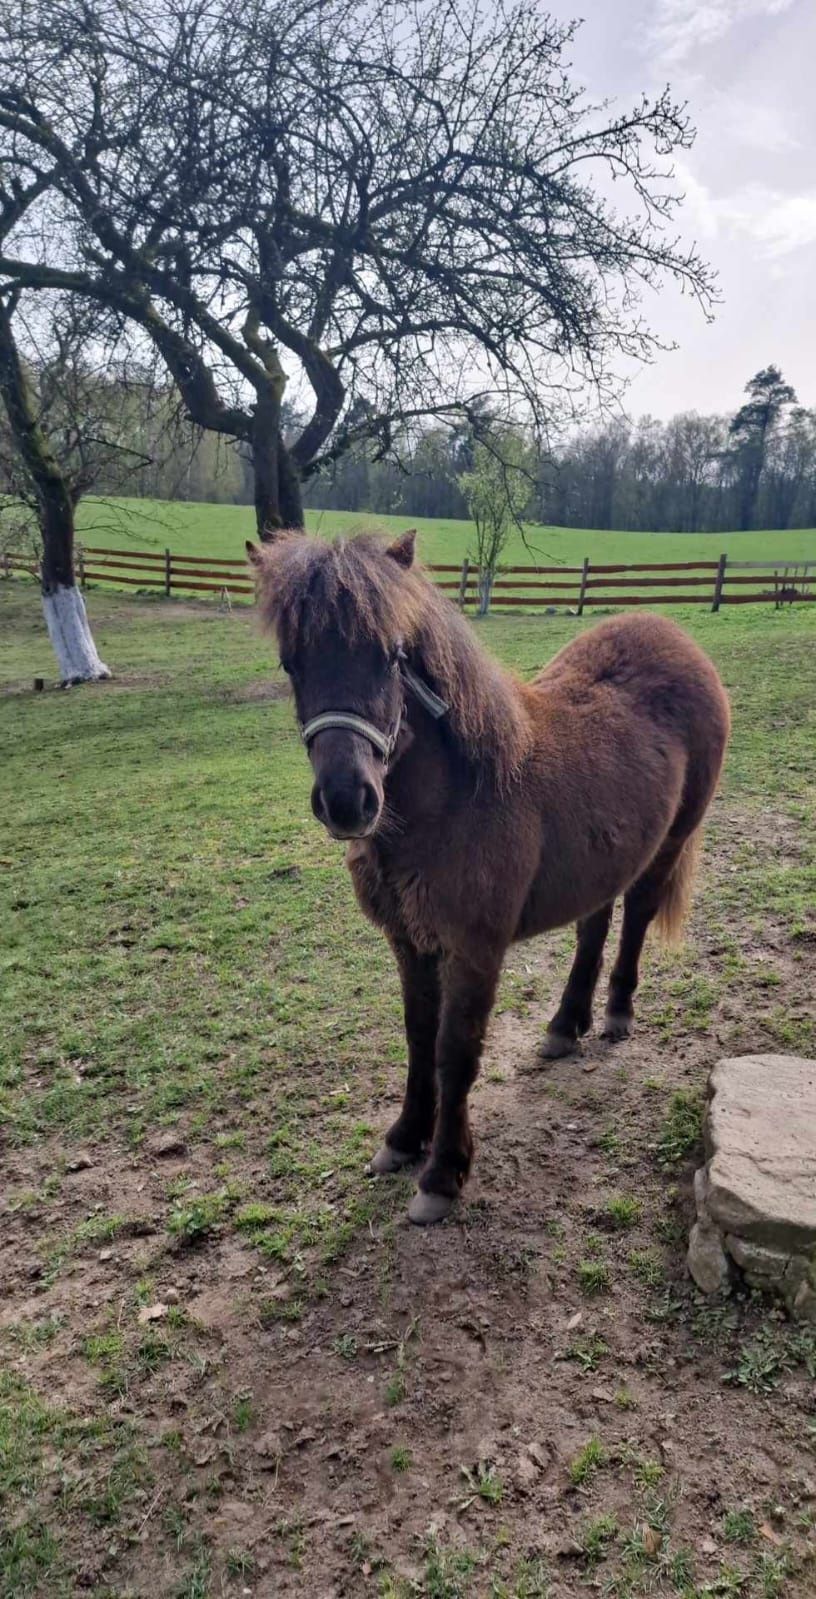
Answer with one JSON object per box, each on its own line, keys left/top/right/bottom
{"left": 246, "top": 540, "right": 264, "bottom": 567}
{"left": 386, "top": 528, "right": 416, "bottom": 569}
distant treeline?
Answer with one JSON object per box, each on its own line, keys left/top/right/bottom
{"left": 307, "top": 369, "right": 816, "bottom": 533}
{"left": 11, "top": 363, "right": 814, "bottom": 533}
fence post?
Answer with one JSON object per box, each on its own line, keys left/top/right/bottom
{"left": 77, "top": 543, "right": 86, "bottom": 588}
{"left": 711, "top": 552, "right": 727, "bottom": 612}
{"left": 164, "top": 547, "right": 172, "bottom": 598}
{"left": 577, "top": 556, "right": 590, "bottom": 616}
{"left": 457, "top": 557, "right": 470, "bottom": 609}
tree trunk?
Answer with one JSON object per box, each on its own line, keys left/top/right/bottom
{"left": 251, "top": 391, "right": 305, "bottom": 535}
{"left": 40, "top": 488, "right": 111, "bottom": 684}
{"left": 0, "top": 295, "right": 109, "bottom": 683}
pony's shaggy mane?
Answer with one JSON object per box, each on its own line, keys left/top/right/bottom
{"left": 253, "top": 532, "right": 531, "bottom": 785}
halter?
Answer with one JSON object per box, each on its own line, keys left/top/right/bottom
{"left": 299, "top": 648, "right": 449, "bottom": 768}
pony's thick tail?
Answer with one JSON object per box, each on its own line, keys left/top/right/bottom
{"left": 655, "top": 830, "right": 702, "bottom": 946}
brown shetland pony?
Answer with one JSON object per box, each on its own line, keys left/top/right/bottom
{"left": 250, "top": 530, "right": 730, "bottom": 1224}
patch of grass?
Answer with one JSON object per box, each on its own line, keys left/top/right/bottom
{"left": 569, "top": 1437, "right": 606, "bottom": 1487}
{"left": 419, "top": 1535, "right": 476, "bottom": 1599}
{"left": 604, "top": 1194, "right": 643, "bottom": 1230}
{"left": 722, "top": 1508, "right": 756, "bottom": 1545}
{"left": 225, "top": 1546, "right": 255, "bottom": 1579}
{"left": 756, "top": 1552, "right": 788, "bottom": 1598}
{"left": 461, "top": 1461, "right": 504, "bottom": 1505}
{"left": 580, "top": 1512, "right": 618, "bottom": 1565}
{"left": 390, "top": 1445, "right": 412, "bottom": 1472}
{"left": 628, "top": 1248, "right": 666, "bottom": 1289}
{"left": 489, "top": 1554, "right": 550, "bottom": 1598}
{"left": 630, "top": 1455, "right": 664, "bottom": 1490}
{"left": 597, "top": 1127, "right": 622, "bottom": 1156}
{"left": 167, "top": 1190, "right": 231, "bottom": 1242}
{"left": 233, "top": 1395, "right": 253, "bottom": 1432}
{"left": 614, "top": 1386, "right": 637, "bottom": 1410}
{"left": 385, "top": 1370, "right": 406, "bottom": 1406}
{"left": 578, "top": 1259, "right": 611, "bottom": 1295}
{"left": 656, "top": 1089, "right": 704, "bottom": 1168}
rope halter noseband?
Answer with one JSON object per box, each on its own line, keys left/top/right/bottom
{"left": 299, "top": 647, "right": 449, "bottom": 768}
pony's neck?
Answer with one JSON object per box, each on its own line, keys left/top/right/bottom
{"left": 409, "top": 604, "right": 531, "bottom": 790}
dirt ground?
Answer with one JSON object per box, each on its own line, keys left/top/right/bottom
{"left": 3, "top": 796, "right": 816, "bottom": 1598}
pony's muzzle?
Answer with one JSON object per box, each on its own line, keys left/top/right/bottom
{"left": 311, "top": 775, "right": 381, "bottom": 839}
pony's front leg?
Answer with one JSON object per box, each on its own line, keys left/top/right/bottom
{"left": 369, "top": 942, "right": 440, "bottom": 1175}
{"left": 408, "top": 952, "right": 501, "bottom": 1225}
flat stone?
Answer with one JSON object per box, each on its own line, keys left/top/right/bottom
{"left": 704, "top": 1055, "right": 816, "bottom": 1250}
{"left": 724, "top": 1235, "right": 788, "bottom": 1284}
{"left": 691, "top": 1054, "right": 816, "bottom": 1320}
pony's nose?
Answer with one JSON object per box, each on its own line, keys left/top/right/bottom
{"left": 312, "top": 779, "right": 380, "bottom": 835}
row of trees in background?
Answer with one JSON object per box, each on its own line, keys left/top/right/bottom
{"left": 307, "top": 367, "right": 816, "bottom": 533}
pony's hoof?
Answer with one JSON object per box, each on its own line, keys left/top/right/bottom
{"left": 540, "top": 1029, "right": 578, "bottom": 1060}
{"left": 408, "top": 1189, "right": 456, "bottom": 1226}
{"left": 601, "top": 1011, "right": 634, "bottom": 1042}
{"left": 367, "top": 1144, "right": 417, "bottom": 1176}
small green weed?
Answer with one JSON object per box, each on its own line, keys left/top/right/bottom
{"left": 580, "top": 1512, "right": 618, "bottom": 1565}
{"left": 656, "top": 1089, "right": 703, "bottom": 1168}
{"left": 566, "top": 1335, "right": 609, "bottom": 1372}
{"left": 722, "top": 1507, "right": 756, "bottom": 1545}
{"left": 167, "top": 1190, "right": 230, "bottom": 1242}
{"left": 578, "top": 1259, "right": 611, "bottom": 1295}
{"left": 604, "top": 1195, "right": 642, "bottom": 1230}
{"left": 569, "top": 1437, "right": 606, "bottom": 1487}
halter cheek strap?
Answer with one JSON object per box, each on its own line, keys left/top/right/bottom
{"left": 299, "top": 710, "right": 400, "bottom": 763}
{"left": 299, "top": 652, "right": 449, "bottom": 766}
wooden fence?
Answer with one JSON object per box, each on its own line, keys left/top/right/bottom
{"left": 3, "top": 544, "right": 815, "bottom": 613}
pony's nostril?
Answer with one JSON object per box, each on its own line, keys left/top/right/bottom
{"left": 360, "top": 782, "right": 379, "bottom": 822}
{"left": 311, "top": 783, "right": 327, "bottom": 822}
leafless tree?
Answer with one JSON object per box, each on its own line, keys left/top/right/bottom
{"left": 1, "top": 0, "right": 715, "bottom": 541}
{"left": 0, "top": 291, "right": 155, "bottom": 678}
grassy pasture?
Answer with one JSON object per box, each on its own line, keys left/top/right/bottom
{"left": 72, "top": 494, "right": 816, "bottom": 570}
{"left": 1, "top": 580, "right": 816, "bottom": 1597}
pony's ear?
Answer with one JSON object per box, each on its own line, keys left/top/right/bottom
{"left": 386, "top": 528, "right": 416, "bottom": 569}
{"left": 246, "top": 540, "right": 264, "bottom": 567}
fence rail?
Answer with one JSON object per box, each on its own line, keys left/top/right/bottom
{"left": 3, "top": 545, "right": 815, "bottom": 613}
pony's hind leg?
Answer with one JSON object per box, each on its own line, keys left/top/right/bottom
{"left": 542, "top": 903, "right": 614, "bottom": 1059}
{"left": 369, "top": 942, "right": 440, "bottom": 1175}
{"left": 602, "top": 841, "right": 685, "bottom": 1040}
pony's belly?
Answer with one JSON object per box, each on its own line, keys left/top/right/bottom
{"left": 514, "top": 855, "right": 637, "bottom": 940}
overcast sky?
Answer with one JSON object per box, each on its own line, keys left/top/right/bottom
{"left": 564, "top": 0, "right": 816, "bottom": 418}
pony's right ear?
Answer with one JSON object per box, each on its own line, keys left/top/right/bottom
{"left": 386, "top": 528, "right": 416, "bottom": 569}
{"left": 246, "top": 540, "right": 264, "bottom": 567}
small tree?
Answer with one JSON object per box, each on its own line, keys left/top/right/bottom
{"left": 0, "top": 292, "right": 153, "bottom": 680}
{"left": 461, "top": 432, "right": 532, "bottom": 614}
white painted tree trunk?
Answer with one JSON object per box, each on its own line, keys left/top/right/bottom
{"left": 42, "top": 584, "right": 111, "bottom": 684}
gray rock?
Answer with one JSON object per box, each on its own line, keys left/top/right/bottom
{"left": 690, "top": 1054, "right": 816, "bottom": 1321}
{"left": 724, "top": 1234, "right": 788, "bottom": 1284}
{"left": 688, "top": 1220, "right": 732, "bottom": 1294}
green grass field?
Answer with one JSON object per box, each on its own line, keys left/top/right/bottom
{"left": 72, "top": 495, "right": 816, "bottom": 569}
{"left": 2, "top": 582, "right": 815, "bottom": 1597}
